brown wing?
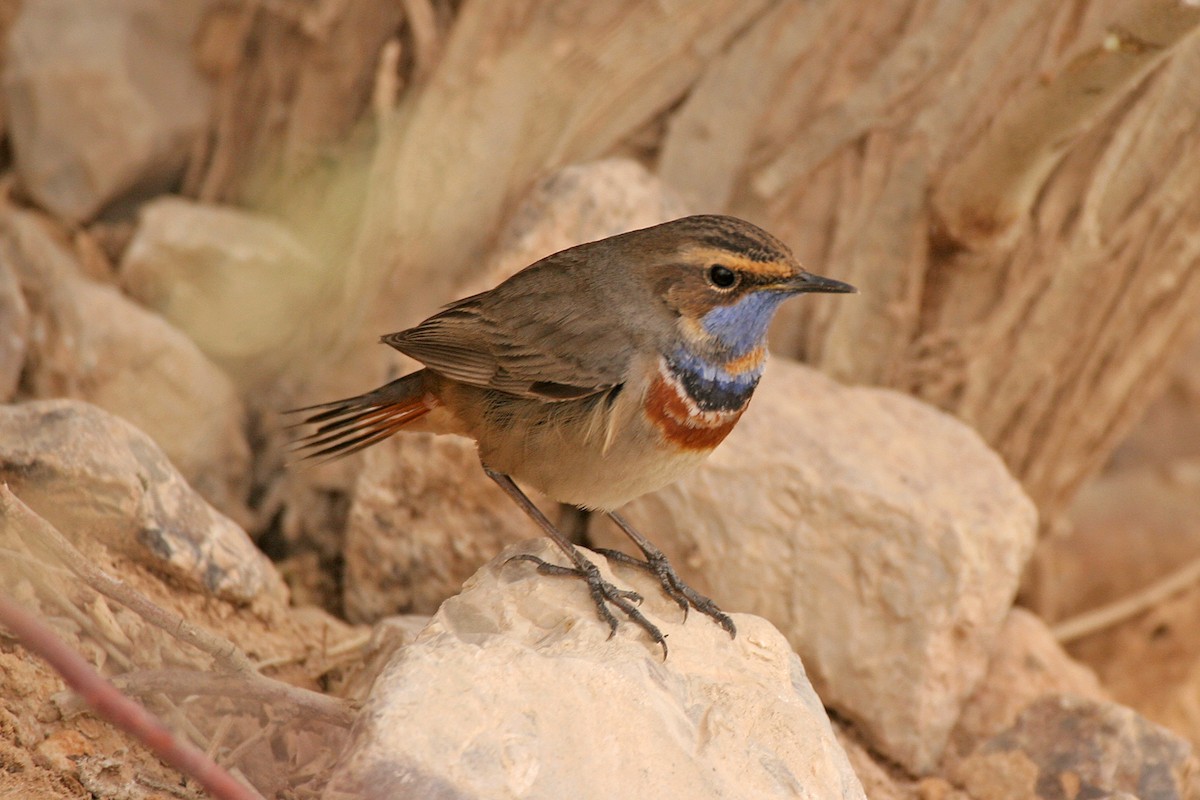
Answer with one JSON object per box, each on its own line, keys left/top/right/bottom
{"left": 383, "top": 255, "right": 640, "bottom": 401}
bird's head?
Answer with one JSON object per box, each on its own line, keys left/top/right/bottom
{"left": 636, "top": 215, "right": 856, "bottom": 357}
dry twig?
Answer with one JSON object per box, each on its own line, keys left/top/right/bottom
{"left": 1052, "top": 552, "right": 1200, "bottom": 643}
{"left": 0, "top": 593, "right": 264, "bottom": 800}
{"left": 110, "top": 669, "right": 354, "bottom": 728}
{"left": 2, "top": 483, "right": 358, "bottom": 781}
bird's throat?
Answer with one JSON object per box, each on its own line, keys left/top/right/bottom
{"left": 664, "top": 347, "right": 764, "bottom": 413}
{"left": 700, "top": 290, "right": 789, "bottom": 356}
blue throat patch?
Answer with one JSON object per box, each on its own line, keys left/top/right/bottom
{"left": 700, "top": 291, "right": 789, "bottom": 356}
{"left": 666, "top": 347, "right": 763, "bottom": 413}
{"left": 665, "top": 290, "right": 789, "bottom": 412}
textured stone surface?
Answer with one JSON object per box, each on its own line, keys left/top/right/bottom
{"left": 334, "top": 614, "right": 432, "bottom": 705}
{"left": 0, "top": 399, "right": 282, "bottom": 604}
{"left": 593, "top": 358, "right": 1038, "bottom": 773}
{"left": 120, "top": 196, "right": 325, "bottom": 387}
{"left": 950, "top": 694, "right": 1199, "bottom": 800}
{"left": 834, "top": 727, "right": 917, "bottom": 800}
{"left": 476, "top": 158, "right": 691, "bottom": 288}
{"left": 0, "top": 254, "right": 27, "bottom": 400}
{"left": 3, "top": 208, "right": 251, "bottom": 522}
{"left": 4, "top": 0, "right": 213, "bottom": 221}
{"left": 342, "top": 433, "right": 541, "bottom": 622}
{"left": 943, "top": 608, "right": 1107, "bottom": 770}
{"left": 324, "top": 538, "right": 865, "bottom": 800}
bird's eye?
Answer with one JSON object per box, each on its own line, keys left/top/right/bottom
{"left": 707, "top": 265, "right": 738, "bottom": 289}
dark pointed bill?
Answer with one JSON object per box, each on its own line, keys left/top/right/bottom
{"left": 784, "top": 271, "right": 858, "bottom": 294}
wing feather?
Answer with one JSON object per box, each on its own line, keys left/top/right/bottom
{"left": 383, "top": 253, "right": 640, "bottom": 401}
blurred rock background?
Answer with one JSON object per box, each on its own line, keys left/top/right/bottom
{"left": 2, "top": 1, "right": 1200, "bottom": 798}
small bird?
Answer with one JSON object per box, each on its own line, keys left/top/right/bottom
{"left": 292, "top": 215, "right": 855, "bottom": 655}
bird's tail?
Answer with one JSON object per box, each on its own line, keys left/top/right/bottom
{"left": 287, "top": 371, "right": 433, "bottom": 462}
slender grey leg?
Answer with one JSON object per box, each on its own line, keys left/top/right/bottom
{"left": 483, "top": 467, "right": 668, "bottom": 657}
{"left": 600, "top": 511, "right": 737, "bottom": 638}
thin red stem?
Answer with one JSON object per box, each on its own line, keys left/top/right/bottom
{"left": 0, "top": 593, "right": 262, "bottom": 800}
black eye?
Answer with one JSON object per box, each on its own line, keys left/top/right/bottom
{"left": 707, "top": 265, "right": 738, "bottom": 289}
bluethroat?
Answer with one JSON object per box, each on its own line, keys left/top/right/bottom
{"left": 292, "top": 215, "right": 855, "bottom": 656}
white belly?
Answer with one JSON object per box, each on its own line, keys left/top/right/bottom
{"left": 473, "top": 383, "right": 711, "bottom": 511}
{"left": 514, "top": 422, "right": 712, "bottom": 510}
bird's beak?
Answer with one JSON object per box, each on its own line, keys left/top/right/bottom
{"left": 780, "top": 271, "right": 858, "bottom": 294}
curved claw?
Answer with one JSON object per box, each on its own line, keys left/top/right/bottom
{"left": 505, "top": 553, "right": 578, "bottom": 577}
{"left": 508, "top": 553, "right": 666, "bottom": 657}
{"left": 594, "top": 545, "right": 737, "bottom": 639}
{"left": 593, "top": 547, "right": 690, "bottom": 615}
{"left": 482, "top": 470, "right": 669, "bottom": 656}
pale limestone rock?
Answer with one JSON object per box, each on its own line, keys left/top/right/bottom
{"left": 323, "top": 538, "right": 865, "bottom": 800}
{"left": 834, "top": 727, "right": 918, "bottom": 800}
{"left": 476, "top": 158, "right": 691, "bottom": 288}
{"left": 2, "top": 209, "right": 251, "bottom": 522}
{"left": 593, "top": 359, "right": 1037, "bottom": 774}
{"left": 943, "top": 607, "right": 1107, "bottom": 771}
{"left": 341, "top": 433, "right": 539, "bottom": 622}
{"left": 0, "top": 399, "right": 283, "bottom": 604}
{"left": 120, "top": 196, "right": 326, "bottom": 387}
{"left": 334, "top": 614, "right": 432, "bottom": 705}
{"left": 949, "top": 694, "right": 1198, "bottom": 800}
{"left": 0, "top": 255, "right": 26, "bottom": 400}
{"left": 3, "top": 0, "right": 213, "bottom": 221}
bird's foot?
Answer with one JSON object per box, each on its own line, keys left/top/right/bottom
{"left": 506, "top": 553, "right": 668, "bottom": 658}
{"left": 592, "top": 547, "right": 736, "bottom": 638}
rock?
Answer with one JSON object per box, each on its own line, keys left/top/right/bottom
{"left": 0, "top": 255, "right": 27, "bottom": 400}
{"left": 1068, "top": 579, "right": 1200, "bottom": 753}
{"left": 342, "top": 433, "right": 542, "bottom": 622}
{"left": 476, "top": 158, "right": 692, "bottom": 288}
{"left": 2, "top": 209, "right": 252, "bottom": 523}
{"left": 0, "top": 399, "right": 283, "bottom": 604}
{"left": 3, "top": 0, "right": 213, "bottom": 221}
{"left": 592, "top": 359, "right": 1037, "bottom": 774}
{"left": 120, "top": 196, "right": 326, "bottom": 388}
{"left": 323, "top": 538, "right": 866, "bottom": 800}
{"left": 949, "top": 694, "right": 1199, "bottom": 800}
{"left": 333, "top": 614, "right": 431, "bottom": 705}
{"left": 834, "top": 726, "right": 917, "bottom": 800}
{"left": 943, "top": 608, "right": 1107, "bottom": 769}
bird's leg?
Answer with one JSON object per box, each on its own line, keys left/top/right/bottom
{"left": 555, "top": 503, "right": 591, "bottom": 545}
{"left": 562, "top": 509, "right": 683, "bottom": 615}
{"left": 556, "top": 504, "right": 693, "bottom": 613}
{"left": 483, "top": 467, "right": 668, "bottom": 657}
{"left": 598, "top": 511, "right": 737, "bottom": 638}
